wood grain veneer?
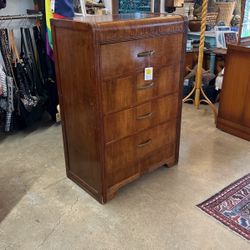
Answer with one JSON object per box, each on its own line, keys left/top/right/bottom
{"left": 217, "top": 44, "right": 250, "bottom": 141}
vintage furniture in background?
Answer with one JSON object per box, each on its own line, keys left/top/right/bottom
{"left": 216, "top": 1, "right": 236, "bottom": 26}
{"left": 238, "top": 0, "right": 250, "bottom": 45}
{"left": 217, "top": 45, "right": 250, "bottom": 141}
{"left": 210, "top": 48, "right": 227, "bottom": 75}
{"left": 185, "top": 49, "right": 199, "bottom": 75}
{"left": 185, "top": 48, "right": 222, "bottom": 76}
{"left": 165, "top": 0, "right": 184, "bottom": 12}
{"left": 187, "top": 31, "right": 217, "bottom": 73}
{"left": 217, "top": 1, "right": 250, "bottom": 140}
{"left": 51, "top": 14, "right": 187, "bottom": 203}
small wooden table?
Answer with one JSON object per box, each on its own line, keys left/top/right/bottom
{"left": 188, "top": 31, "right": 217, "bottom": 73}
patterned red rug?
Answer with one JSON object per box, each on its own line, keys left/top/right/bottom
{"left": 197, "top": 173, "right": 250, "bottom": 241}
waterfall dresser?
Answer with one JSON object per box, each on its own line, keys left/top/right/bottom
{"left": 51, "top": 14, "right": 187, "bottom": 203}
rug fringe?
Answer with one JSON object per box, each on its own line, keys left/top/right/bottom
{"left": 196, "top": 206, "right": 250, "bottom": 242}
{"left": 196, "top": 173, "right": 250, "bottom": 242}
{"left": 197, "top": 173, "right": 250, "bottom": 207}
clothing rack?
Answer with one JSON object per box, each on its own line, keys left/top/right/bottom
{"left": 0, "top": 12, "right": 47, "bottom": 133}
{"left": 0, "top": 13, "right": 43, "bottom": 21}
{"left": 0, "top": 14, "right": 43, "bottom": 29}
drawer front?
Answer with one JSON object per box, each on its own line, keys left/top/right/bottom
{"left": 100, "top": 34, "right": 182, "bottom": 79}
{"left": 135, "top": 120, "right": 176, "bottom": 159}
{"left": 136, "top": 65, "right": 180, "bottom": 105}
{"left": 139, "top": 144, "right": 175, "bottom": 174}
{"left": 104, "top": 93, "right": 179, "bottom": 143}
{"left": 105, "top": 121, "right": 176, "bottom": 187}
{"left": 102, "top": 64, "right": 181, "bottom": 114}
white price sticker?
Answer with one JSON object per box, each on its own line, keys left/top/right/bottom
{"left": 144, "top": 67, "right": 153, "bottom": 81}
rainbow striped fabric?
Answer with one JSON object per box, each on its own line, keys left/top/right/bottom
{"left": 45, "top": 0, "right": 74, "bottom": 58}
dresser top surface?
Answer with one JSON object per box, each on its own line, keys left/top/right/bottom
{"left": 51, "top": 13, "right": 186, "bottom": 44}
{"left": 51, "top": 13, "right": 184, "bottom": 26}
{"left": 75, "top": 13, "right": 181, "bottom": 22}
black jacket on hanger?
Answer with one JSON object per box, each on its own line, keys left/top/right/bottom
{"left": 33, "top": 1, "right": 59, "bottom": 121}
{"left": 0, "top": 0, "right": 6, "bottom": 9}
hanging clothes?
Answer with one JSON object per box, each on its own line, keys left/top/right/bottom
{"left": 0, "top": 0, "right": 6, "bottom": 9}
{"left": 0, "top": 64, "right": 8, "bottom": 127}
{"left": 33, "top": 0, "right": 74, "bottom": 122}
{"left": 0, "top": 64, "right": 6, "bottom": 132}
{"left": 0, "top": 29, "right": 14, "bottom": 77}
{"left": 14, "top": 28, "right": 47, "bottom": 127}
{"left": 0, "top": 29, "right": 15, "bottom": 132}
{"left": 0, "top": 64, "right": 6, "bottom": 97}
{"left": 45, "top": 0, "right": 54, "bottom": 59}
{"left": 43, "top": 0, "right": 74, "bottom": 120}
{"left": 45, "top": 0, "right": 74, "bottom": 58}
{"left": 54, "top": 0, "right": 74, "bottom": 18}
{"left": 0, "top": 25, "right": 49, "bottom": 132}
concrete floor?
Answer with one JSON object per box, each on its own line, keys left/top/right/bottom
{"left": 0, "top": 104, "right": 250, "bottom": 250}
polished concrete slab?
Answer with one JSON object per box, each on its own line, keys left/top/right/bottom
{"left": 0, "top": 104, "right": 250, "bottom": 250}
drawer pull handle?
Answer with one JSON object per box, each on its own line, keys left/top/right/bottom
{"left": 137, "top": 50, "right": 155, "bottom": 58}
{"left": 137, "top": 82, "right": 154, "bottom": 90}
{"left": 137, "top": 139, "right": 152, "bottom": 148}
{"left": 136, "top": 112, "right": 153, "bottom": 120}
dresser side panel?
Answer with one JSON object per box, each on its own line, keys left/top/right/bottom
{"left": 174, "top": 17, "right": 188, "bottom": 164}
{"left": 217, "top": 45, "right": 250, "bottom": 141}
{"left": 52, "top": 25, "right": 103, "bottom": 198}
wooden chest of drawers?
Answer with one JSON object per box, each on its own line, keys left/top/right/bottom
{"left": 51, "top": 14, "right": 187, "bottom": 203}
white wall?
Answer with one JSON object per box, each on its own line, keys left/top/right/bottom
{"left": 104, "top": 0, "right": 112, "bottom": 13}
{"left": 0, "top": 0, "right": 34, "bottom": 56}
{"left": 0, "top": 0, "right": 34, "bottom": 15}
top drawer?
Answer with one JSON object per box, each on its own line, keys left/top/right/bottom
{"left": 100, "top": 34, "right": 183, "bottom": 79}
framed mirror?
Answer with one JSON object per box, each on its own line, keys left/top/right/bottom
{"left": 239, "top": 0, "right": 250, "bottom": 45}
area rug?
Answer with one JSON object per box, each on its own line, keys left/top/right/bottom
{"left": 197, "top": 173, "right": 250, "bottom": 241}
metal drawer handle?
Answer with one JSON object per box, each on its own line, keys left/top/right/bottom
{"left": 136, "top": 112, "right": 153, "bottom": 120}
{"left": 137, "top": 50, "right": 155, "bottom": 58}
{"left": 137, "top": 82, "right": 154, "bottom": 90}
{"left": 137, "top": 139, "right": 152, "bottom": 148}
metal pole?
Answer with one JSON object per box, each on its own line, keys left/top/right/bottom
{"left": 183, "top": 0, "right": 217, "bottom": 123}
{"left": 0, "top": 14, "right": 43, "bottom": 21}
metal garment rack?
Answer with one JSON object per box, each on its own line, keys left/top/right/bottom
{"left": 0, "top": 13, "right": 43, "bottom": 29}
{"left": 0, "top": 13, "right": 43, "bottom": 21}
